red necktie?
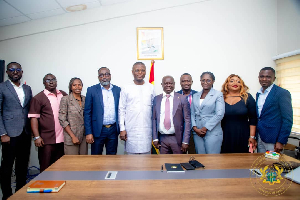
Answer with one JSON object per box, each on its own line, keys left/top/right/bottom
{"left": 164, "top": 94, "right": 171, "bottom": 130}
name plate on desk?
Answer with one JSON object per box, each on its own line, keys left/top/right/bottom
{"left": 105, "top": 171, "right": 118, "bottom": 180}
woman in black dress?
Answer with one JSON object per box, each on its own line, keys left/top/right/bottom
{"left": 221, "top": 74, "right": 257, "bottom": 153}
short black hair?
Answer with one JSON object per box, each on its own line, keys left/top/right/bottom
{"left": 68, "top": 77, "right": 83, "bottom": 94}
{"left": 43, "top": 73, "right": 55, "bottom": 82}
{"left": 98, "top": 67, "right": 109, "bottom": 73}
{"left": 200, "top": 72, "right": 215, "bottom": 81}
{"left": 133, "top": 62, "right": 145, "bottom": 67}
{"left": 260, "top": 67, "right": 275, "bottom": 75}
{"left": 181, "top": 73, "right": 191, "bottom": 77}
{"left": 162, "top": 75, "right": 174, "bottom": 82}
{"left": 7, "top": 62, "right": 21, "bottom": 70}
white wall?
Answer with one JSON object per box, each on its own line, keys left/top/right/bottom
{"left": 277, "top": 0, "right": 300, "bottom": 55}
{"left": 0, "top": 0, "right": 279, "bottom": 166}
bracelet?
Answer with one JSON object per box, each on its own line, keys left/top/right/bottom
{"left": 33, "top": 136, "right": 40, "bottom": 141}
{"left": 250, "top": 136, "right": 256, "bottom": 139}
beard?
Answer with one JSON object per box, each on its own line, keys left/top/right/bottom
{"left": 100, "top": 81, "right": 110, "bottom": 86}
{"left": 9, "top": 75, "right": 22, "bottom": 82}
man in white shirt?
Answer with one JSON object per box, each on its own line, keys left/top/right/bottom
{"left": 119, "top": 62, "right": 155, "bottom": 154}
{"left": 152, "top": 76, "right": 191, "bottom": 154}
{"left": 0, "top": 62, "right": 32, "bottom": 200}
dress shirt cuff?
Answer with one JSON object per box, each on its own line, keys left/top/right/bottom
{"left": 119, "top": 124, "right": 125, "bottom": 132}
{"left": 28, "top": 114, "right": 40, "bottom": 118}
{"left": 153, "top": 139, "right": 159, "bottom": 142}
{"left": 182, "top": 142, "right": 188, "bottom": 144}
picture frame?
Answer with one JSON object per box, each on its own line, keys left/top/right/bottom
{"left": 137, "top": 27, "right": 164, "bottom": 60}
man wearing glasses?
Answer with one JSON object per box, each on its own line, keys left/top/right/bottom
{"left": 84, "top": 67, "right": 121, "bottom": 155}
{"left": 0, "top": 62, "right": 32, "bottom": 200}
{"left": 28, "top": 73, "right": 67, "bottom": 172}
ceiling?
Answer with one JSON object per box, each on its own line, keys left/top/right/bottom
{"left": 0, "top": 0, "right": 132, "bottom": 27}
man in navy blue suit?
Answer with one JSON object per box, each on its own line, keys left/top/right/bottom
{"left": 84, "top": 67, "right": 121, "bottom": 155}
{"left": 176, "top": 73, "right": 197, "bottom": 154}
{"left": 256, "top": 67, "right": 293, "bottom": 153}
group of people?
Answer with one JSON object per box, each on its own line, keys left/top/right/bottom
{"left": 0, "top": 61, "right": 293, "bottom": 199}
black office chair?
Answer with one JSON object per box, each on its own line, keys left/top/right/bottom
{"left": 284, "top": 136, "right": 300, "bottom": 160}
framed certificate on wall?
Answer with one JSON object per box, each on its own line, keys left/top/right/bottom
{"left": 137, "top": 27, "right": 164, "bottom": 60}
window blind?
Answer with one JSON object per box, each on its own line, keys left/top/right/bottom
{"left": 275, "top": 54, "right": 300, "bottom": 134}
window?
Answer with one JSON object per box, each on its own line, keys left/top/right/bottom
{"left": 275, "top": 53, "right": 300, "bottom": 135}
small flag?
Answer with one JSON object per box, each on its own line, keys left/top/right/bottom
{"left": 149, "top": 60, "right": 154, "bottom": 85}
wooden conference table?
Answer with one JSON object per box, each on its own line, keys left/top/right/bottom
{"left": 10, "top": 154, "right": 300, "bottom": 200}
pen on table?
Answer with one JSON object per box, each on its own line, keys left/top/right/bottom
{"left": 161, "top": 165, "right": 163, "bottom": 172}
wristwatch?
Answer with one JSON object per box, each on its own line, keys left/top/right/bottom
{"left": 250, "top": 136, "right": 256, "bottom": 139}
{"left": 33, "top": 136, "right": 40, "bottom": 141}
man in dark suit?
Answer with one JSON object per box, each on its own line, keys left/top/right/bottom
{"left": 152, "top": 75, "right": 191, "bottom": 154}
{"left": 0, "top": 62, "right": 32, "bottom": 200}
{"left": 84, "top": 67, "right": 121, "bottom": 155}
{"left": 176, "top": 73, "right": 197, "bottom": 154}
{"left": 256, "top": 67, "right": 293, "bottom": 153}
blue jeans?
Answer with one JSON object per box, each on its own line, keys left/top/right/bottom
{"left": 91, "top": 123, "right": 118, "bottom": 155}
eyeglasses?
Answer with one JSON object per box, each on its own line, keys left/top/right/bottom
{"left": 8, "top": 68, "right": 22, "bottom": 73}
{"left": 98, "top": 73, "right": 111, "bottom": 78}
{"left": 201, "top": 79, "right": 212, "bottom": 83}
{"left": 45, "top": 78, "right": 57, "bottom": 83}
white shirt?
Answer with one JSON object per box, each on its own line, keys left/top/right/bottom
{"left": 101, "top": 84, "right": 116, "bottom": 125}
{"left": 159, "top": 91, "right": 175, "bottom": 135}
{"left": 200, "top": 99, "right": 204, "bottom": 106}
{"left": 257, "top": 84, "right": 274, "bottom": 117}
{"left": 9, "top": 79, "right": 25, "bottom": 107}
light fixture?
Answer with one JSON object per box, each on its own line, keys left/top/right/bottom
{"left": 66, "top": 4, "right": 87, "bottom": 12}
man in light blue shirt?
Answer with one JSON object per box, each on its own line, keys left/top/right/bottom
{"left": 84, "top": 67, "right": 121, "bottom": 155}
{"left": 256, "top": 67, "right": 293, "bottom": 153}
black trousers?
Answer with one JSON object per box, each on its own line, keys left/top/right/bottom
{"left": 0, "top": 131, "right": 31, "bottom": 200}
{"left": 38, "top": 142, "right": 64, "bottom": 172}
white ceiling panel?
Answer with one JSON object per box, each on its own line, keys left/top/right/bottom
{"left": 27, "top": 8, "right": 65, "bottom": 20}
{"left": 100, "top": 0, "right": 131, "bottom": 6}
{"left": 0, "top": 0, "right": 23, "bottom": 20}
{"left": 57, "top": 0, "right": 98, "bottom": 8}
{"left": 5, "top": 0, "right": 61, "bottom": 14}
{"left": 0, "top": 15, "right": 30, "bottom": 27}
{"left": 0, "top": 0, "right": 134, "bottom": 27}
{"left": 64, "top": 1, "right": 101, "bottom": 12}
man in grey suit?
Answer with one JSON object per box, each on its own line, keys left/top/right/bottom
{"left": 152, "top": 76, "right": 191, "bottom": 154}
{"left": 0, "top": 62, "right": 32, "bottom": 200}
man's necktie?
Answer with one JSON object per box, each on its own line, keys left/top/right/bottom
{"left": 164, "top": 94, "right": 171, "bottom": 130}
